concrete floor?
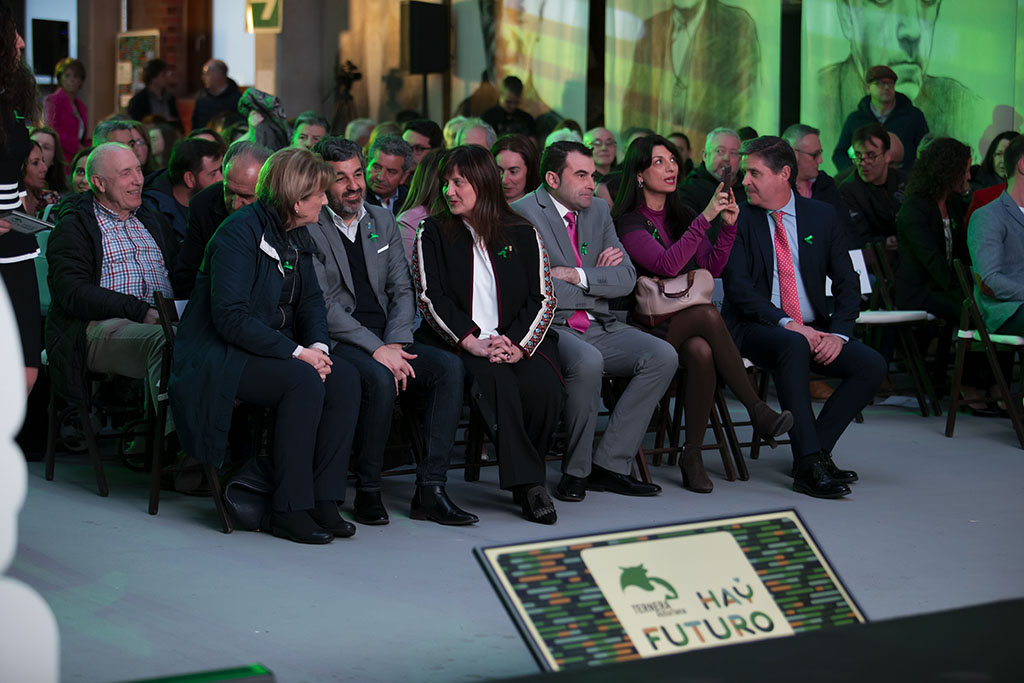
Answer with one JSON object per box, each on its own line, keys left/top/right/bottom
{"left": 10, "top": 400, "right": 1024, "bottom": 682}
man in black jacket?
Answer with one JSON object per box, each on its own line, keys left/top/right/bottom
{"left": 839, "top": 123, "right": 907, "bottom": 250}
{"left": 46, "top": 143, "right": 178, "bottom": 415}
{"left": 678, "top": 127, "right": 746, "bottom": 218}
{"left": 192, "top": 60, "right": 242, "bottom": 130}
{"left": 173, "top": 140, "right": 271, "bottom": 298}
{"left": 831, "top": 65, "right": 928, "bottom": 173}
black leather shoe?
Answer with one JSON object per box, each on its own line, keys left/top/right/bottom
{"left": 820, "top": 451, "right": 858, "bottom": 483}
{"left": 554, "top": 474, "right": 586, "bottom": 502}
{"left": 513, "top": 485, "right": 557, "bottom": 524}
{"left": 270, "top": 511, "right": 333, "bottom": 544}
{"left": 586, "top": 464, "right": 661, "bottom": 496}
{"left": 310, "top": 501, "right": 357, "bottom": 538}
{"left": 792, "top": 462, "right": 851, "bottom": 499}
{"left": 410, "top": 485, "right": 479, "bottom": 525}
{"left": 354, "top": 490, "right": 390, "bottom": 525}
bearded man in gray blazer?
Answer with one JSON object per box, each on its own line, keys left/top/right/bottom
{"left": 307, "top": 136, "right": 477, "bottom": 528}
{"left": 511, "top": 141, "right": 677, "bottom": 502}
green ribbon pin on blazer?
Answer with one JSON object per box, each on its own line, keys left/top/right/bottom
{"left": 581, "top": 241, "right": 588, "bottom": 255}
{"left": 498, "top": 245, "right": 512, "bottom": 258}
{"left": 369, "top": 232, "right": 379, "bottom": 242}
{"left": 803, "top": 235, "right": 813, "bottom": 245}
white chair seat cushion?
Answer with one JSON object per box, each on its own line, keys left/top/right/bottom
{"left": 857, "top": 310, "right": 935, "bottom": 324}
{"left": 956, "top": 329, "right": 1024, "bottom": 345}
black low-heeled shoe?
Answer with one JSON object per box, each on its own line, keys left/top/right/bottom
{"left": 310, "top": 501, "right": 357, "bottom": 538}
{"left": 752, "top": 402, "right": 794, "bottom": 448}
{"left": 514, "top": 485, "right": 557, "bottom": 524}
{"left": 410, "top": 485, "right": 479, "bottom": 525}
{"left": 270, "top": 510, "right": 333, "bottom": 544}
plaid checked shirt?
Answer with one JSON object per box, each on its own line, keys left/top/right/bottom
{"left": 95, "top": 199, "right": 173, "bottom": 305}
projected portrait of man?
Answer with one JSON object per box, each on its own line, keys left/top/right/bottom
{"left": 818, "top": 0, "right": 979, "bottom": 158}
{"left": 621, "top": 0, "right": 761, "bottom": 150}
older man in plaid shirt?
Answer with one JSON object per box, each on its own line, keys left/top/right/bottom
{"left": 46, "top": 143, "right": 178, "bottom": 422}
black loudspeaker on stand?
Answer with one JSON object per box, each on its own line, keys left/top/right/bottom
{"left": 401, "top": 1, "right": 450, "bottom": 116}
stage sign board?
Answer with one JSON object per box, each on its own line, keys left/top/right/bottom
{"left": 476, "top": 510, "right": 864, "bottom": 672}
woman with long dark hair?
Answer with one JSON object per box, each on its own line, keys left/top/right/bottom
{"left": 21, "top": 141, "right": 60, "bottom": 220}
{"left": 491, "top": 134, "right": 540, "bottom": 204}
{"left": 170, "top": 148, "right": 361, "bottom": 544}
{"left": 971, "top": 131, "right": 1021, "bottom": 191}
{"left": 0, "top": 5, "right": 42, "bottom": 394}
{"left": 413, "top": 145, "right": 563, "bottom": 524}
{"left": 896, "top": 137, "right": 992, "bottom": 409}
{"left": 612, "top": 135, "right": 792, "bottom": 493}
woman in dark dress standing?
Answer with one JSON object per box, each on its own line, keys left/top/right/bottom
{"left": 413, "top": 145, "right": 563, "bottom": 524}
{"left": 612, "top": 135, "right": 792, "bottom": 493}
{"left": 0, "top": 4, "right": 41, "bottom": 394}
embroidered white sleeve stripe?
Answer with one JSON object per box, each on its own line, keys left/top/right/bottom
{"left": 414, "top": 220, "right": 461, "bottom": 345}
{"left": 516, "top": 228, "right": 556, "bottom": 356}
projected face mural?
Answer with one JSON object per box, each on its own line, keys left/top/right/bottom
{"left": 837, "top": 0, "right": 940, "bottom": 101}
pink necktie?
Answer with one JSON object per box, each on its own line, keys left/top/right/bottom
{"left": 564, "top": 211, "right": 590, "bottom": 333}
{"left": 772, "top": 210, "right": 803, "bottom": 325}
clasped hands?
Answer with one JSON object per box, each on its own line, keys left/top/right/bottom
{"left": 460, "top": 334, "right": 523, "bottom": 364}
{"left": 297, "top": 347, "right": 333, "bottom": 382}
{"left": 550, "top": 246, "right": 623, "bottom": 284}
{"left": 785, "top": 321, "right": 844, "bottom": 365}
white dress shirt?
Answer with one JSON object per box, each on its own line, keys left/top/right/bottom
{"left": 465, "top": 222, "right": 499, "bottom": 338}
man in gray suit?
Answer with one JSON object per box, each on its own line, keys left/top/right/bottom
{"left": 968, "top": 136, "right": 1024, "bottom": 335}
{"left": 511, "top": 141, "right": 677, "bottom": 502}
{"left": 306, "top": 137, "right": 477, "bottom": 527}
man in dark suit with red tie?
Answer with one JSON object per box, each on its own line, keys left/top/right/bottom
{"left": 722, "top": 136, "right": 886, "bottom": 499}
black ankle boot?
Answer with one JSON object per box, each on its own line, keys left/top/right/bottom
{"left": 410, "top": 485, "right": 478, "bottom": 525}
{"left": 680, "top": 444, "right": 713, "bottom": 493}
{"left": 354, "top": 490, "right": 389, "bottom": 525}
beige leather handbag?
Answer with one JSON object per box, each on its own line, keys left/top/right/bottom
{"left": 632, "top": 268, "right": 714, "bottom": 327}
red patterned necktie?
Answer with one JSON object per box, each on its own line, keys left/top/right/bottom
{"left": 772, "top": 210, "right": 803, "bottom": 324}
{"left": 564, "top": 211, "right": 590, "bottom": 333}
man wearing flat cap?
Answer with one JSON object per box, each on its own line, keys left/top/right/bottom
{"left": 830, "top": 64, "right": 932, "bottom": 174}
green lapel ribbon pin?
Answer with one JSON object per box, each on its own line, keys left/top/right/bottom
{"left": 498, "top": 245, "right": 512, "bottom": 258}
{"left": 581, "top": 241, "right": 588, "bottom": 255}
{"left": 283, "top": 260, "right": 295, "bottom": 271}
{"left": 651, "top": 228, "right": 660, "bottom": 241}
{"left": 803, "top": 235, "right": 813, "bottom": 245}
{"left": 369, "top": 232, "right": 379, "bottom": 242}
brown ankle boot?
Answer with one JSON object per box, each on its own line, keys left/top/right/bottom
{"left": 680, "top": 445, "right": 713, "bottom": 493}
{"left": 751, "top": 402, "right": 794, "bottom": 448}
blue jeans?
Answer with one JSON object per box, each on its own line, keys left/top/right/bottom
{"left": 332, "top": 341, "right": 464, "bottom": 489}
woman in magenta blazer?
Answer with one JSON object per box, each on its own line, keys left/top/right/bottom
{"left": 43, "top": 57, "right": 88, "bottom": 163}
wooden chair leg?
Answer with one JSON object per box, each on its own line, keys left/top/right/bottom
{"left": 896, "top": 328, "right": 931, "bottom": 417}
{"left": 944, "top": 337, "right": 969, "bottom": 437}
{"left": 651, "top": 392, "right": 670, "bottom": 467}
{"left": 80, "top": 401, "right": 109, "bottom": 497}
{"left": 750, "top": 370, "right": 770, "bottom": 460}
{"left": 45, "top": 391, "right": 58, "bottom": 481}
{"left": 666, "top": 376, "right": 685, "bottom": 467}
{"left": 633, "top": 448, "right": 653, "bottom": 484}
{"left": 148, "top": 402, "right": 166, "bottom": 515}
{"left": 715, "top": 388, "right": 748, "bottom": 481}
{"left": 986, "top": 345, "right": 1024, "bottom": 450}
{"left": 206, "top": 465, "right": 233, "bottom": 534}
{"left": 709, "top": 406, "right": 736, "bottom": 482}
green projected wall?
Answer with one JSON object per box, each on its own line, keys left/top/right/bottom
{"left": 801, "top": 0, "right": 1024, "bottom": 173}
{"left": 493, "top": 0, "right": 590, "bottom": 126}
{"left": 605, "top": 0, "right": 781, "bottom": 151}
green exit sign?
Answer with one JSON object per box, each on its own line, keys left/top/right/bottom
{"left": 246, "top": 0, "right": 282, "bottom": 34}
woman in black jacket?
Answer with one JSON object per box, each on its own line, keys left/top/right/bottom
{"left": 0, "top": 6, "right": 41, "bottom": 394}
{"left": 413, "top": 145, "right": 563, "bottom": 524}
{"left": 895, "top": 137, "right": 989, "bottom": 409}
{"left": 170, "top": 148, "right": 360, "bottom": 544}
